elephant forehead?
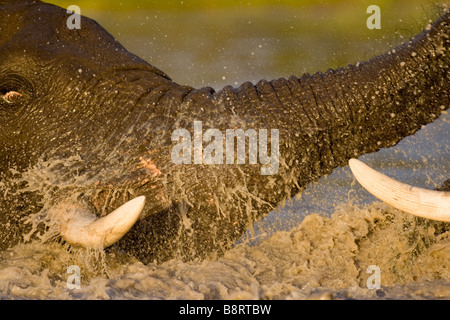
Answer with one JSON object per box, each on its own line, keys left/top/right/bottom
{"left": 0, "top": 1, "right": 149, "bottom": 71}
{"left": 0, "top": 1, "right": 67, "bottom": 47}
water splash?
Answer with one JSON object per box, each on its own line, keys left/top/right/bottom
{"left": 0, "top": 201, "right": 448, "bottom": 300}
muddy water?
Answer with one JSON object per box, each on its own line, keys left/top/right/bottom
{"left": 1, "top": 199, "right": 449, "bottom": 299}
{"left": 0, "top": 2, "right": 449, "bottom": 299}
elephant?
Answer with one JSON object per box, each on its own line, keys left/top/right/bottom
{"left": 0, "top": 0, "right": 448, "bottom": 264}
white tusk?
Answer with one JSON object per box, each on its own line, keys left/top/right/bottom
{"left": 54, "top": 196, "right": 146, "bottom": 248}
{"left": 349, "top": 159, "right": 450, "bottom": 222}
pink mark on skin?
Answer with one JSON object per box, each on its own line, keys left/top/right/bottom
{"left": 137, "top": 157, "right": 169, "bottom": 205}
{"left": 138, "top": 157, "right": 162, "bottom": 177}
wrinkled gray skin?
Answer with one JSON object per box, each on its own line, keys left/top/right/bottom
{"left": 0, "top": 1, "right": 448, "bottom": 263}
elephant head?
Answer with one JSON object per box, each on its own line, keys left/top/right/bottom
{"left": 0, "top": 0, "right": 448, "bottom": 263}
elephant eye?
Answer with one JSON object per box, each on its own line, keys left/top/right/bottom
{"left": 0, "top": 74, "right": 34, "bottom": 106}
{"left": 2, "top": 91, "right": 23, "bottom": 103}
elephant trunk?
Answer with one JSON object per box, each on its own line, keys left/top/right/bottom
{"left": 65, "top": 12, "right": 448, "bottom": 262}
{"left": 212, "top": 11, "right": 448, "bottom": 194}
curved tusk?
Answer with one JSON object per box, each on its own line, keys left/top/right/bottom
{"left": 349, "top": 159, "right": 450, "bottom": 222}
{"left": 54, "top": 196, "right": 146, "bottom": 248}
